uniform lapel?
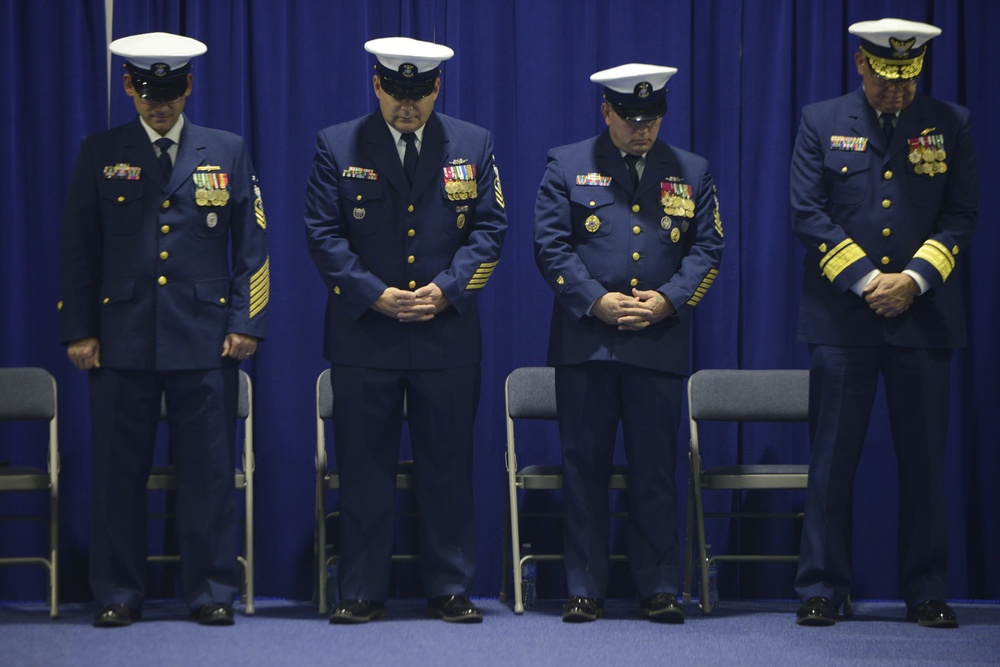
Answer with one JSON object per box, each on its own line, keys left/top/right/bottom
{"left": 595, "top": 131, "right": 633, "bottom": 197}
{"left": 361, "top": 112, "right": 408, "bottom": 195}
{"left": 410, "top": 113, "right": 446, "bottom": 199}
{"left": 126, "top": 118, "right": 168, "bottom": 190}
{"left": 169, "top": 120, "right": 207, "bottom": 196}
{"left": 637, "top": 140, "right": 672, "bottom": 199}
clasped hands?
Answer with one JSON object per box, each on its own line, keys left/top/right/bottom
{"left": 593, "top": 289, "right": 675, "bottom": 331}
{"left": 374, "top": 283, "right": 451, "bottom": 322}
{"left": 863, "top": 272, "right": 919, "bottom": 318}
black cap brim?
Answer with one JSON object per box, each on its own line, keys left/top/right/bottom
{"left": 609, "top": 100, "right": 667, "bottom": 122}
{"left": 131, "top": 75, "right": 189, "bottom": 102}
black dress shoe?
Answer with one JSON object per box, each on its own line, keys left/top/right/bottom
{"left": 639, "top": 593, "right": 685, "bottom": 624}
{"left": 329, "top": 599, "right": 386, "bottom": 624}
{"left": 192, "top": 603, "right": 235, "bottom": 626}
{"left": 562, "top": 596, "right": 603, "bottom": 623}
{"left": 94, "top": 604, "right": 141, "bottom": 628}
{"left": 426, "top": 595, "right": 483, "bottom": 623}
{"left": 796, "top": 596, "right": 838, "bottom": 626}
{"left": 907, "top": 600, "right": 958, "bottom": 628}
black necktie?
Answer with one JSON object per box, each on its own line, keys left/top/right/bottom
{"left": 879, "top": 112, "right": 895, "bottom": 144}
{"left": 401, "top": 133, "right": 418, "bottom": 186}
{"left": 624, "top": 153, "right": 640, "bottom": 191}
{"left": 155, "top": 137, "right": 174, "bottom": 179}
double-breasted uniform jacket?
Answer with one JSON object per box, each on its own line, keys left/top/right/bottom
{"left": 791, "top": 87, "right": 978, "bottom": 348}
{"left": 59, "top": 117, "right": 269, "bottom": 365}
{"left": 534, "top": 130, "right": 724, "bottom": 375}
{"left": 304, "top": 111, "right": 507, "bottom": 369}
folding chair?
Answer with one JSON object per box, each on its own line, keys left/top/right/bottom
{"left": 683, "top": 368, "right": 810, "bottom": 614}
{"left": 147, "top": 369, "right": 255, "bottom": 614}
{"left": 0, "top": 367, "right": 59, "bottom": 617}
{"left": 314, "top": 368, "right": 415, "bottom": 615}
{"left": 501, "top": 366, "right": 628, "bottom": 614}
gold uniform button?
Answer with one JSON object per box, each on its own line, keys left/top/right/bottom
{"left": 882, "top": 199, "right": 891, "bottom": 209}
{"left": 629, "top": 278, "right": 638, "bottom": 287}
{"left": 952, "top": 246, "right": 960, "bottom": 255}
{"left": 408, "top": 229, "right": 416, "bottom": 237}
{"left": 157, "top": 276, "right": 167, "bottom": 286}
{"left": 102, "top": 297, "right": 110, "bottom": 304}
{"left": 219, "top": 297, "right": 227, "bottom": 304}
{"left": 881, "top": 256, "right": 891, "bottom": 265}
{"left": 407, "top": 255, "right": 415, "bottom": 264}
{"left": 632, "top": 226, "right": 641, "bottom": 235}
{"left": 589, "top": 200, "right": 596, "bottom": 207}
{"left": 632, "top": 252, "right": 640, "bottom": 261}
{"left": 882, "top": 228, "right": 891, "bottom": 237}
{"left": 161, "top": 200, "right": 171, "bottom": 209}
{"left": 841, "top": 166, "right": 848, "bottom": 174}
{"left": 57, "top": 301, "right": 63, "bottom": 311}
{"left": 161, "top": 224, "right": 170, "bottom": 234}
{"left": 407, "top": 204, "right": 415, "bottom": 213}
{"left": 631, "top": 204, "right": 640, "bottom": 213}
{"left": 408, "top": 280, "right": 417, "bottom": 289}
{"left": 819, "top": 243, "right": 827, "bottom": 253}
{"left": 884, "top": 170, "right": 893, "bottom": 180}
{"left": 356, "top": 195, "right": 363, "bottom": 201}
{"left": 117, "top": 195, "right": 126, "bottom": 203}
{"left": 333, "top": 286, "right": 341, "bottom": 295}
{"left": 556, "top": 275, "right": 565, "bottom": 285}
{"left": 159, "top": 251, "right": 169, "bottom": 260}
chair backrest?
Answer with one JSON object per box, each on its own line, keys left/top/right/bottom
{"left": 505, "top": 367, "right": 557, "bottom": 421}
{"left": 688, "top": 369, "right": 809, "bottom": 423}
{"left": 0, "top": 367, "right": 56, "bottom": 422}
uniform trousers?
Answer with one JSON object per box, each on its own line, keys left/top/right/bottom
{"left": 330, "top": 364, "right": 479, "bottom": 601}
{"left": 556, "top": 361, "right": 683, "bottom": 599}
{"left": 88, "top": 366, "right": 240, "bottom": 611}
{"left": 795, "top": 343, "right": 952, "bottom": 609}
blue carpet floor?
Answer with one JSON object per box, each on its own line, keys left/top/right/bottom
{"left": 2, "top": 598, "right": 998, "bottom": 666}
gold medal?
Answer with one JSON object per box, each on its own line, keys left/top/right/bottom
{"left": 585, "top": 215, "right": 601, "bottom": 233}
{"left": 908, "top": 150, "right": 922, "bottom": 164}
{"left": 936, "top": 161, "right": 947, "bottom": 174}
{"left": 921, "top": 148, "right": 935, "bottom": 163}
{"left": 196, "top": 191, "right": 208, "bottom": 206}
{"left": 935, "top": 149, "right": 946, "bottom": 161}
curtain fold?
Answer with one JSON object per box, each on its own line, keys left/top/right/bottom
{"left": 1, "top": 0, "right": 996, "bottom": 603}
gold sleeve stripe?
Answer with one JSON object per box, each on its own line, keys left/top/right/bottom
{"left": 249, "top": 257, "right": 269, "bottom": 318}
{"left": 686, "top": 267, "right": 719, "bottom": 306}
{"left": 820, "top": 238, "right": 866, "bottom": 282}
{"left": 493, "top": 164, "right": 505, "bottom": 209}
{"left": 465, "top": 260, "right": 499, "bottom": 290}
{"left": 255, "top": 197, "right": 267, "bottom": 230}
{"left": 713, "top": 191, "right": 724, "bottom": 237}
{"left": 913, "top": 239, "right": 956, "bottom": 281}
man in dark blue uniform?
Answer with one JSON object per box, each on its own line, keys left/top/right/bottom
{"left": 791, "top": 19, "right": 978, "bottom": 629}
{"left": 60, "top": 32, "right": 269, "bottom": 627}
{"left": 304, "top": 37, "right": 507, "bottom": 624}
{"left": 534, "top": 64, "right": 724, "bottom": 623}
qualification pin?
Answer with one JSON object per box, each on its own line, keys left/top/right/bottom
{"left": 585, "top": 215, "right": 601, "bottom": 233}
{"left": 206, "top": 212, "right": 218, "bottom": 228}
{"left": 660, "top": 216, "right": 672, "bottom": 230}
{"left": 353, "top": 207, "right": 366, "bottom": 219}
{"left": 457, "top": 213, "right": 466, "bottom": 229}
{"left": 670, "top": 227, "right": 681, "bottom": 243}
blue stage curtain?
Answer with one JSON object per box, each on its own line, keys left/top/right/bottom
{"left": 1, "top": 0, "right": 997, "bottom": 603}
